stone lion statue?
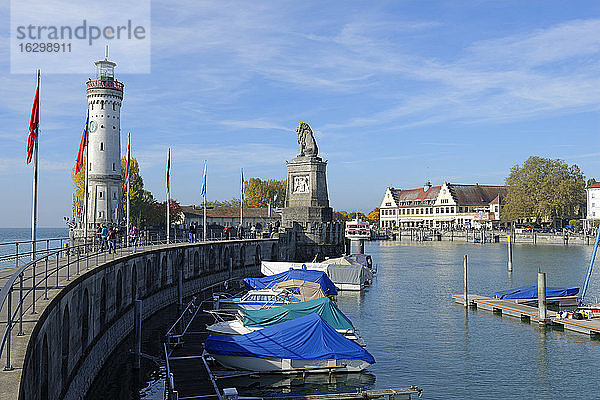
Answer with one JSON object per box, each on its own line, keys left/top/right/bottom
{"left": 296, "top": 122, "right": 318, "bottom": 157}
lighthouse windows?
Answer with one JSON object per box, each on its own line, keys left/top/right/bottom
{"left": 100, "top": 142, "right": 104, "bottom": 151}
{"left": 99, "top": 191, "right": 103, "bottom": 199}
{"left": 101, "top": 102, "right": 104, "bottom": 110}
{"left": 113, "top": 103, "right": 116, "bottom": 111}
{"left": 112, "top": 163, "right": 116, "bottom": 171}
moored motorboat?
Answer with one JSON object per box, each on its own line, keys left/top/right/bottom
{"left": 215, "top": 288, "right": 301, "bottom": 312}
{"left": 205, "top": 314, "right": 375, "bottom": 373}
{"left": 206, "top": 297, "right": 366, "bottom": 346}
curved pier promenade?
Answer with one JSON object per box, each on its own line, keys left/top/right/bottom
{"left": 0, "top": 237, "right": 281, "bottom": 400}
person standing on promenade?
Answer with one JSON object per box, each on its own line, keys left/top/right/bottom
{"left": 107, "top": 227, "right": 116, "bottom": 254}
{"left": 191, "top": 222, "right": 197, "bottom": 242}
{"left": 224, "top": 225, "right": 230, "bottom": 240}
{"left": 130, "top": 225, "right": 138, "bottom": 253}
{"left": 100, "top": 224, "right": 108, "bottom": 251}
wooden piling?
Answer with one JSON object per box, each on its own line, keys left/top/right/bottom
{"left": 357, "top": 239, "right": 365, "bottom": 254}
{"left": 538, "top": 271, "right": 547, "bottom": 324}
{"left": 507, "top": 234, "right": 513, "bottom": 272}
{"left": 463, "top": 255, "right": 468, "bottom": 308}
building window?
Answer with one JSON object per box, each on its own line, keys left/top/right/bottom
{"left": 91, "top": 103, "right": 94, "bottom": 111}
{"left": 99, "top": 191, "right": 103, "bottom": 198}
{"left": 101, "top": 102, "right": 104, "bottom": 110}
{"left": 112, "top": 163, "right": 115, "bottom": 171}
{"left": 113, "top": 103, "right": 116, "bottom": 111}
{"left": 113, "top": 192, "right": 116, "bottom": 199}
{"left": 385, "top": 202, "right": 391, "bottom": 206}
{"left": 450, "top": 207, "right": 454, "bottom": 213}
{"left": 100, "top": 142, "right": 104, "bottom": 151}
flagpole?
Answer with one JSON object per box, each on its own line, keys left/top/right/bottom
{"left": 126, "top": 132, "right": 130, "bottom": 246}
{"left": 84, "top": 112, "right": 90, "bottom": 245}
{"left": 240, "top": 168, "right": 244, "bottom": 231}
{"left": 203, "top": 160, "right": 207, "bottom": 241}
{"left": 31, "top": 69, "right": 40, "bottom": 261}
{"left": 166, "top": 148, "right": 171, "bottom": 243}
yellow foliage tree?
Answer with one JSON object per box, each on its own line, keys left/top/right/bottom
{"left": 244, "top": 178, "right": 286, "bottom": 208}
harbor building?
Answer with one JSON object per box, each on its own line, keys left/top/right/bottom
{"left": 584, "top": 182, "right": 600, "bottom": 230}
{"left": 181, "top": 206, "right": 282, "bottom": 229}
{"left": 85, "top": 54, "right": 124, "bottom": 228}
{"left": 379, "top": 181, "right": 506, "bottom": 229}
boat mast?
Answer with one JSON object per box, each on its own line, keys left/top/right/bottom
{"left": 580, "top": 228, "right": 600, "bottom": 306}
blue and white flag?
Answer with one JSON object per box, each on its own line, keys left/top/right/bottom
{"left": 201, "top": 160, "right": 207, "bottom": 197}
{"left": 241, "top": 168, "right": 245, "bottom": 201}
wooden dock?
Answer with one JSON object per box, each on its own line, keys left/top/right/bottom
{"left": 451, "top": 294, "right": 600, "bottom": 337}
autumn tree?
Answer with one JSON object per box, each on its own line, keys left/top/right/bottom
{"left": 587, "top": 178, "right": 597, "bottom": 187}
{"left": 365, "top": 208, "right": 380, "bottom": 224}
{"left": 244, "top": 178, "right": 287, "bottom": 208}
{"left": 503, "top": 156, "right": 585, "bottom": 224}
{"left": 333, "top": 211, "right": 349, "bottom": 221}
{"left": 348, "top": 211, "right": 367, "bottom": 221}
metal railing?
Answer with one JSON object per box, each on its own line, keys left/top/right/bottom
{"left": 0, "top": 233, "right": 270, "bottom": 372}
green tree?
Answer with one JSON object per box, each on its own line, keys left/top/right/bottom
{"left": 503, "top": 156, "right": 585, "bottom": 224}
{"left": 365, "top": 208, "right": 380, "bottom": 224}
{"left": 348, "top": 211, "right": 367, "bottom": 221}
{"left": 244, "top": 178, "right": 287, "bottom": 208}
{"left": 587, "top": 178, "right": 597, "bottom": 187}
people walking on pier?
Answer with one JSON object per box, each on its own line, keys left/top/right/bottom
{"left": 107, "top": 227, "right": 117, "bottom": 254}
{"left": 250, "top": 225, "right": 256, "bottom": 238}
{"left": 130, "top": 225, "right": 139, "bottom": 253}
{"left": 100, "top": 224, "right": 108, "bottom": 251}
{"left": 190, "top": 222, "right": 197, "bottom": 242}
{"left": 224, "top": 225, "right": 230, "bottom": 240}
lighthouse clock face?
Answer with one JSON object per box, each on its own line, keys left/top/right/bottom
{"left": 89, "top": 120, "right": 97, "bottom": 133}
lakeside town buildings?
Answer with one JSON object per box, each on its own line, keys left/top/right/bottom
{"left": 379, "top": 182, "right": 507, "bottom": 229}
{"left": 585, "top": 182, "right": 600, "bottom": 230}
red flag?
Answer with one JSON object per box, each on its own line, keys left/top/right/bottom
{"left": 123, "top": 133, "right": 130, "bottom": 191}
{"left": 75, "top": 112, "right": 89, "bottom": 174}
{"left": 27, "top": 82, "right": 39, "bottom": 164}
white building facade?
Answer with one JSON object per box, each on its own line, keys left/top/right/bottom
{"left": 86, "top": 56, "right": 124, "bottom": 228}
{"left": 585, "top": 182, "right": 600, "bottom": 230}
{"left": 380, "top": 182, "right": 506, "bottom": 229}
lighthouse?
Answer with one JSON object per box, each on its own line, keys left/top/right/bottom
{"left": 85, "top": 51, "right": 124, "bottom": 229}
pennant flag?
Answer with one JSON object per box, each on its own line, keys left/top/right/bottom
{"left": 241, "top": 168, "right": 245, "bottom": 201}
{"left": 26, "top": 81, "right": 40, "bottom": 164}
{"left": 166, "top": 148, "right": 171, "bottom": 195}
{"left": 201, "top": 160, "right": 207, "bottom": 197}
{"left": 123, "top": 133, "right": 131, "bottom": 191}
{"left": 75, "top": 111, "right": 89, "bottom": 174}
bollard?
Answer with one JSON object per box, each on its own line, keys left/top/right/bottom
{"left": 538, "top": 271, "right": 547, "bottom": 324}
{"left": 358, "top": 239, "right": 365, "bottom": 255}
{"left": 507, "top": 234, "right": 513, "bottom": 273}
{"left": 463, "top": 254, "right": 468, "bottom": 307}
{"left": 134, "top": 300, "right": 142, "bottom": 369}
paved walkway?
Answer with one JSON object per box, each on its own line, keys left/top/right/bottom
{"left": 0, "top": 240, "right": 199, "bottom": 399}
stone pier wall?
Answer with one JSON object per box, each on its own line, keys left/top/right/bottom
{"left": 18, "top": 239, "right": 280, "bottom": 400}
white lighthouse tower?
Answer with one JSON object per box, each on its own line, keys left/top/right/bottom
{"left": 85, "top": 50, "right": 124, "bottom": 229}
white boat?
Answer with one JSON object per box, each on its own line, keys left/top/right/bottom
{"left": 206, "top": 297, "right": 367, "bottom": 347}
{"left": 345, "top": 219, "right": 372, "bottom": 241}
{"left": 208, "top": 354, "right": 371, "bottom": 373}
{"left": 205, "top": 314, "right": 375, "bottom": 374}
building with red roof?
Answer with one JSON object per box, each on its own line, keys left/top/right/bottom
{"left": 380, "top": 181, "right": 506, "bottom": 229}
{"left": 585, "top": 182, "right": 600, "bottom": 229}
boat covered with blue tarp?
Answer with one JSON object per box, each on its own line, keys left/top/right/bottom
{"left": 205, "top": 313, "right": 375, "bottom": 372}
{"left": 244, "top": 297, "right": 354, "bottom": 331}
{"left": 492, "top": 285, "right": 579, "bottom": 300}
{"left": 244, "top": 269, "right": 338, "bottom": 297}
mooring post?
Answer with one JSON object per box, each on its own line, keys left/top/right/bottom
{"left": 358, "top": 239, "right": 365, "bottom": 255}
{"left": 463, "top": 255, "right": 468, "bottom": 307}
{"left": 538, "top": 270, "right": 547, "bottom": 324}
{"left": 177, "top": 269, "right": 184, "bottom": 312}
{"left": 228, "top": 257, "right": 233, "bottom": 279}
{"left": 134, "top": 299, "right": 142, "bottom": 369}
{"left": 507, "top": 234, "right": 513, "bottom": 272}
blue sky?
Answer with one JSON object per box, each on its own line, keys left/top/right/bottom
{"left": 1, "top": 1, "right": 599, "bottom": 227}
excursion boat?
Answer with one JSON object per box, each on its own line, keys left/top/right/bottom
{"left": 215, "top": 288, "right": 301, "bottom": 312}
{"left": 204, "top": 314, "right": 375, "bottom": 373}
{"left": 345, "top": 219, "right": 372, "bottom": 241}
{"left": 206, "top": 297, "right": 366, "bottom": 346}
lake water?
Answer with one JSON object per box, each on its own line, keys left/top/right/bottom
{"left": 86, "top": 240, "right": 600, "bottom": 399}
{"left": 0, "top": 227, "right": 69, "bottom": 269}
